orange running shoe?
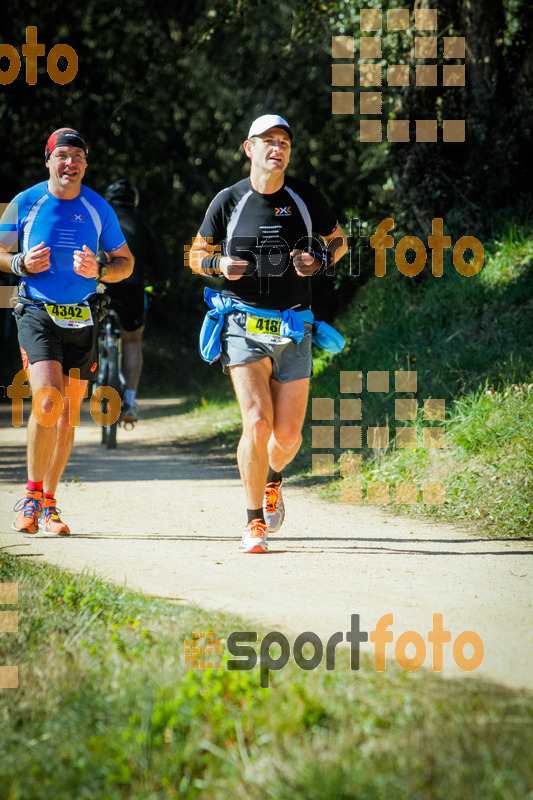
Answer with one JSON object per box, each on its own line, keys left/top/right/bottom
{"left": 239, "top": 519, "right": 268, "bottom": 554}
{"left": 263, "top": 481, "right": 285, "bottom": 533}
{"left": 12, "top": 490, "right": 43, "bottom": 533}
{"left": 39, "top": 498, "right": 71, "bottom": 537}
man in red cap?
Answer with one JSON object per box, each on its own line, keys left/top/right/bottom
{"left": 0, "top": 127, "right": 134, "bottom": 536}
{"left": 191, "top": 114, "right": 347, "bottom": 553}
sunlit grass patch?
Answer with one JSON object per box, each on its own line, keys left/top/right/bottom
{"left": 1, "top": 554, "right": 532, "bottom": 799}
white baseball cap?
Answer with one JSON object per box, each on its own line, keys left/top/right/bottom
{"left": 247, "top": 114, "right": 293, "bottom": 140}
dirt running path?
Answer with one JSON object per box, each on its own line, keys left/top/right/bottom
{"left": 1, "top": 398, "right": 532, "bottom": 691}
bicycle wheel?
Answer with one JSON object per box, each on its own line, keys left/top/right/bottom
{"left": 101, "top": 401, "right": 108, "bottom": 445}
{"left": 105, "top": 414, "right": 118, "bottom": 449}
{"left": 104, "top": 353, "right": 121, "bottom": 450}
{"left": 99, "top": 396, "right": 119, "bottom": 449}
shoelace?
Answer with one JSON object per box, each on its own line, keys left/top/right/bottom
{"left": 247, "top": 520, "right": 267, "bottom": 538}
{"left": 43, "top": 504, "right": 62, "bottom": 522}
{"left": 13, "top": 496, "right": 42, "bottom": 515}
{"left": 265, "top": 484, "right": 280, "bottom": 513}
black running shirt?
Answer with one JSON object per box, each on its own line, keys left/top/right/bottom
{"left": 199, "top": 176, "right": 338, "bottom": 311}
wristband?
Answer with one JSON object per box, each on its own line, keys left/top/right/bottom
{"left": 307, "top": 247, "right": 334, "bottom": 274}
{"left": 97, "top": 260, "right": 107, "bottom": 279}
{"left": 318, "top": 248, "right": 334, "bottom": 273}
{"left": 201, "top": 256, "right": 221, "bottom": 276}
{"left": 10, "top": 253, "right": 30, "bottom": 277}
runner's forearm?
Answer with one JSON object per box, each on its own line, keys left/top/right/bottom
{"left": 323, "top": 228, "right": 348, "bottom": 265}
{"left": 99, "top": 255, "right": 135, "bottom": 283}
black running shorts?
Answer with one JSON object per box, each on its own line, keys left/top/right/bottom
{"left": 16, "top": 306, "right": 99, "bottom": 380}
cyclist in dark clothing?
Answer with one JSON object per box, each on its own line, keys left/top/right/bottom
{"left": 102, "top": 180, "right": 171, "bottom": 422}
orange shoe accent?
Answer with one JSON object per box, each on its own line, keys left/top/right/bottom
{"left": 263, "top": 481, "right": 285, "bottom": 533}
{"left": 249, "top": 519, "right": 267, "bottom": 536}
{"left": 264, "top": 483, "right": 281, "bottom": 514}
{"left": 239, "top": 519, "right": 268, "bottom": 553}
{"left": 12, "top": 490, "right": 43, "bottom": 533}
{"left": 40, "top": 498, "right": 71, "bottom": 536}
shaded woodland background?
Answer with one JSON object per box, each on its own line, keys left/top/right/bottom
{"left": 1, "top": 0, "right": 532, "bottom": 389}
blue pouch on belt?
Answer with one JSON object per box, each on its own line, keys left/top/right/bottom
{"left": 312, "top": 320, "right": 346, "bottom": 353}
{"left": 199, "top": 310, "right": 225, "bottom": 363}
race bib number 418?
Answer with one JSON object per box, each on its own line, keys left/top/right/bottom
{"left": 245, "top": 314, "right": 291, "bottom": 345}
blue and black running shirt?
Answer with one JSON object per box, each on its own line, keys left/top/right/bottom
{"left": 6, "top": 181, "right": 126, "bottom": 304}
{"left": 199, "top": 176, "right": 338, "bottom": 311}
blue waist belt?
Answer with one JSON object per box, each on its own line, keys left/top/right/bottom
{"left": 199, "top": 287, "right": 345, "bottom": 363}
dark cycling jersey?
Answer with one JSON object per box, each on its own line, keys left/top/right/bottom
{"left": 104, "top": 203, "right": 170, "bottom": 288}
{"left": 199, "top": 176, "right": 338, "bottom": 311}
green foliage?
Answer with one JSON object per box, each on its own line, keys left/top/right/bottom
{"left": 330, "top": 380, "right": 533, "bottom": 535}
{"left": 1, "top": 554, "right": 533, "bottom": 798}
{"left": 312, "top": 221, "right": 533, "bottom": 404}
{"left": 2, "top": 0, "right": 532, "bottom": 389}
{"left": 304, "top": 223, "right": 533, "bottom": 536}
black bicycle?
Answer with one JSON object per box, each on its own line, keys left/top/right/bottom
{"left": 94, "top": 308, "right": 127, "bottom": 449}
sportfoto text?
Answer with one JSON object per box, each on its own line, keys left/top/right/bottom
{"left": 6, "top": 369, "right": 121, "bottom": 428}
{"left": 188, "top": 218, "right": 484, "bottom": 277}
{"left": 0, "top": 26, "right": 78, "bottom": 85}
{"left": 226, "top": 614, "right": 484, "bottom": 687}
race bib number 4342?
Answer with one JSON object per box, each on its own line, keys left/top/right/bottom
{"left": 45, "top": 303, "right": 93, "bottom": 329}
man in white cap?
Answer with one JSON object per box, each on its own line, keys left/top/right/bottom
{"left": 191, "top": 114, "right": 347, "bottom": 553}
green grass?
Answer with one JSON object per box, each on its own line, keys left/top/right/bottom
{"left": 164, "top": 389, "right": 241, "bottom": 447}
{"left": 312, "top": 380, "right": 533, "bottom": 536}
{"left": 1, "top": 554, "right": 533, "bottom": 799}
{"left": 136, "top": 223, "right": 533, "bottom": 537}
{"left": 298, "top": 223, "right": 533, "bottom": 537}
{"left": 312, "top": 221, "right": 533, "bottom": 403}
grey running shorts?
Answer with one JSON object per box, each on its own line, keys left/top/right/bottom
{"left": 220, "top": 310, "right": 313, "bottom": 383}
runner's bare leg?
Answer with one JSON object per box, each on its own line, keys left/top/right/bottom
{"left": 27, "top": 360, "right": 64, "bottom": 484}
{"left": 43, "top": 370, "right": 88, "bottom": 496}
{"left": 230, "top": 358, "right": 274, "bottom": 509}
{"left": 268, "top": 376, "right": 310, "bottom": 473}
{"left": 27, "top": 361, "right": 87, "bottom": 496}
{"left": 121, "top": 325, "right": 144, "bottom": 392}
